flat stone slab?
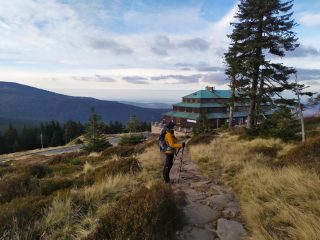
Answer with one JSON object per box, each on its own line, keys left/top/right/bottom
{"left": 184, "top": 202, "right": 220, "bottom": 227}
{"left": 178, "top": 226, "right": 214, "bottom": 240}
{"left": 217, "top": 218, "right": 246, "bottom": 240}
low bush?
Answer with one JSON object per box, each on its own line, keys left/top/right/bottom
{"left": 279, "top": 136, "right": 320, "bottom": 174}
{"left": 0, "top": 195, "right": 52, "bottom": 238}
{"left": 0, "top": 174, "right": 39, "bottom": 203}
{"left": 104, "top": 157, "right": 142, "bottom": 176}
{"left": 188, "top": 133, "right": 216, "bottom": 146}
{"left": 28, "top": 163, "right": 52, "bottom": 178}
{"left": 246, "top": 107, "right": 300, "bottom": 142}
{"left": 101, "top": 145, "right": 136, "bottom": 157}
{"left": 50, "top": 163, "right": 83, "bottom": 176}
{"left": 85, "top": 183, "right": 182, "bottom": 240}
{"left": 86, "top": 157, "right": 141, "bottom": 184}
{"left": 75, "top": 138, "right": 84, "bottom": 144}
{"left": 0, "top": 163, "right": 13, "bottom": 178}
{"left": 40, "top": 177, "right": 74, "bottom": 196}
{"left": 250, "top": 145, "right": 281, "bottom": 158}
{"left": 49, "top": 152, "right": 85, "bottom": 165}
{"left": 82, "top": 138, "right": 112, "bottom": 153}
{"left": 119, "top": 134, "right": 145, "bottom": 146}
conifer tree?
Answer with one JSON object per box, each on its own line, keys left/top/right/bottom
{"left": 226, "top": 0, "right": 300, "bottom": 128}
{"left": 82, "top": 108, "right": 111, "bottom": 152}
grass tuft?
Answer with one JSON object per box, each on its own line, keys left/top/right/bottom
{"left": 190, "top": 134, "right": 320, "bottom": 240}
{"left": 84, "top": 182, "right": 182, "bottom": 240}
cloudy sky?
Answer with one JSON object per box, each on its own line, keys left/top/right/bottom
{"left": 0, "top": 0, "right": 320, "bottom": 102}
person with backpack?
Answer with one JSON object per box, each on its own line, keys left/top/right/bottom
{"left": 159, "top": 121, "right": 185, "bottom": 183}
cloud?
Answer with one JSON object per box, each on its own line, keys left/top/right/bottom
{"left": 122, "top": 76, "right": 149, "bottom": 84}
{"left": 151, "top": 74, "right": 202, "bottom": 84}
{"left": 179, "top": 38, "right": 210, "bottom": 51}
{"left": 91, "top": 39, "right": 133, "bottom": 55}
{"left": 201, "top": 72, "right": 227, "bottom": 85}
{"left": 287, "top": 45, "right": 320, "bottom": 57}
{"left": 304, "top": 80, "right": 320, "bottom": 86}
{"left": 150, "top": 35, "right": 174, "bottom": 56}
{"left": 175, "top": 62, "right": 224, "bottom": 72}
{"left": 150, "top": 36, "right": 210, "bottom": 56}
{"left": 72, "top": 75, "right": 115, "bottom": 82}
{"left": 95, "top": 75, "right": 116, "bottom": 82}
{"left": 297, "top": 68, "right": 320, "bottom": 81}
{"left": 298, "top": 12, "right": 320, "bottom": 27}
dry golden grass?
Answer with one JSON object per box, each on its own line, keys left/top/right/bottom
{"left": 0, "top": 142, "right": 173, "bottom": 239}
{"left": 83, "top": 174, "right": 132, "bottom": 203}
{"left": 190, "top": 134, "right": 320, "bottom": 240}
{"left": 136, "top": 144, "right": 163, "bottom": 182}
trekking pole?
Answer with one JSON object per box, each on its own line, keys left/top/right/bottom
{"left": 177, "top": 146, "right": 185, "bottom": 184}
{"left": 173, "top": 148, "right": 181, "bottom": 163}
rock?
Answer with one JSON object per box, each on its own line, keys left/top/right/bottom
{"left": 179, "top": 227, "right": 214, "bottom": 240}
{"left": 206, "top": 193, "right": 234, "bottom": 211}
{"left": 184, "top": 202, "right": 220, "bottom": 227}
{"left": 222, "top": 207, "right": 239, "bottom": 219}
{"left": 184, "top": 188, "right": 206, "bottom": 202}
{"left": 190, "top": 180, "right": 211, "bottom": 188}
{"left": 216, "top": 218, "right": 246, "bottom": 240}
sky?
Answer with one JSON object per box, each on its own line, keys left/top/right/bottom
{"left": 0, "top": 0, "right": 320, "bottom": 102}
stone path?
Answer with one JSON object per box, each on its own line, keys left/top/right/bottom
{"left": 171, "top": 150, "right": 247, "bottom": 240}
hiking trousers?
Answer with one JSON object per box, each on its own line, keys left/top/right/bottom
{"left": 163, "top": 153, "right": 174, "bottom": 183}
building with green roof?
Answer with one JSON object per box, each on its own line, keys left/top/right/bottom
{"left": 162, "top": 86, "right": 271, "bottom": 128}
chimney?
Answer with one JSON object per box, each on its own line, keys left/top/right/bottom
{"left": 205, "top": 86, "right": 215, "bottom": 92}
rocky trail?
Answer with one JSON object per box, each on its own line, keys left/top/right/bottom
{"left": 171, "top": 150, "right": 247, "bottom": 240}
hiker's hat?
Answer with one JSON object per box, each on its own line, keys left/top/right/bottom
{"left": 166, "top": 121, "right": 175, "bottom": 130}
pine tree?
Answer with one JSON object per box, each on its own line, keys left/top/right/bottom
{"left": 127, "top": 115, "right": 139, "bottom": 133}
{"left": 226, "top": 0, "right": 300, "bottom": 128}
{"left": 82, "top": 108, "right": 111, "bottom": 153}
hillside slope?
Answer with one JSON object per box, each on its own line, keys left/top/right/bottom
{"left": 0, "top": 82, "right": 168, "bottom": 124}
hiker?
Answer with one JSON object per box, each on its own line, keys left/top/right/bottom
{"left": 159, "top": 121, "right": 185, "bottom": 183}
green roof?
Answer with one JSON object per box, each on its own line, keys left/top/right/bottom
{"left": 174, "top": 102, "right": 225, "bottom": 108}
{"left": 183, "top": 90, "right": 232, "bottom": 99}
{"left": 163, "top": 111, "right": 199, "bottom": 120}
{"left": 173, "top": 102, "right": 249, "bottom": 108}
{"left": 163, "top": 111, "right": 250, "bottom": 120}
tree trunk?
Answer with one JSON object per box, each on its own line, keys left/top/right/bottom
{"left": 247, "top": 16, "right": 263, "bottom": 128}
{"left": 228, "top": 76, "right": 236, "bottom": 130}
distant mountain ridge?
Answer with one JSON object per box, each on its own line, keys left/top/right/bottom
{"left": 119, "top": 101, "right": 172, "bottom": 109}
{"left": 0, "top": 82, "right": 169, "bottom": 126}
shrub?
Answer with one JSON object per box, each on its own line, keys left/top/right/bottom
{"left": 279, "top": 136, "right": 320, "bottom": 174}
{"left": 250, "top": 145, "right": 281, "bottom": 158}
{"left": 82, "top": 138, "right": 112, "bottom": 153}
{"left": 246, "top": 107, "right": 300, "bottom": 141}
{"left": 70, "top": 158, "right": 84, "bottom": 165}
{"left": 188, "top": 133, "right": 216, "bottom": 146}
{"left": 86, "top": 157, "right": 141, "bottom": 184}
{"left": 0, "top": 174, "right": 39, "bottom": 203}
{"left": 40, "top": 177, "right": 74, "bottom": 196}
{"left": 75, "top": 138, "right": 84, "bottom": 144}
{"left": 49, "top": 152, "right": 85, "bottom": 165}
{"left": 119, "top": 134, "right": 145, "bottom": 146}
{"left": 85, "top": 183, "right": 182, "bottom": 240}
{"left": 28, "top": 164, "right": 52, "bottom": 178}
{"left": 0, "top": 163, "right": 13, "bottom": 178}
{"left": 50, "top": 162, "right": 83, "bottom": 176}
{"left": 104, "top": 157, "right": 142, "bottom": 176}
{"left": 101, "top": 145, "right": 136, "bottom": 158}
{"left": 0, "top": 195, "right": 52, "bottom": 238}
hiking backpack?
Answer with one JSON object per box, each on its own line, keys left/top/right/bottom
{"left": 158, "top": 127, "right": 168, "bottom": 152}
